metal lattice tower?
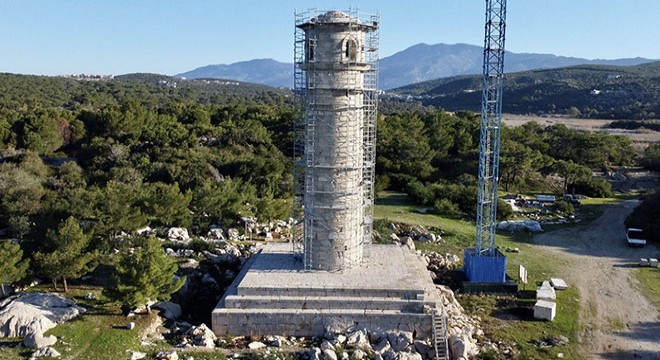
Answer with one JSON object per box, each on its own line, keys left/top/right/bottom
{"left": 292, "top": 9, "right": 379, "bottom": 271}
{"left": 475, "top": 0, "right": 507, "bottom": 254}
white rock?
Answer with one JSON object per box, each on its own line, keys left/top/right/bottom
{"left": 346, "top": 328, "right": 370, "bottom": 348}
{"left": 128, "top": 351, "right": 147, "bottom": 360}
{"left": 321, "top": 340, "right": 336, "bottom": 352}
{"left": 0, "top": 292, "right": 86, "bottom": 338}
{"left": 135, "top": 226, "right": 153, "bottom": 236}
{"left": 189, "top": 323, "right": 217, "bottom": 346}
{"left": 23, "top": 332, "right": 57, "bottom": 348}
{"left": 207, "top": 228, "right": 226, "bottom": 240}
{"left": 340, "top": 352, "right": 350, "bottom": 360}
{"left": 322, "top": 348, "right": 338, "bottom": 360}
{"left": 29, "top": 346, "right": 61, "bottom": 358}
{"left": 248, "top": 341, "right": 266, "bottom": 349}
{"left": 309, "top": 347, "right": 322, "bottom": 360}
{"left": 154, "top": 301, "right": 182, "bottom": 320}
{"left": 227, "top": 228, "right": 240, "bottom": 240}
{"left": 403, "top": 237, "right": 416, "bottom": 251}
{"left": 351, "top": 349, "right": 367, "bottom": 360}
{"left": 167, "top": 227, "right": 190, "bottom": 242}
{"left": 156, "top": 351, "right": 179, "bottom": 360}
{"left": 83, "top": 292, "right": 95, "bottom": 300}
{"left": 449, "top": 334, "right": 477, "bottom": 360}
{"left": 397, "top": 352, "right": 422, "bottom": 360}
{"left": 267, "top": 335, "right": 288, "bottom": 347}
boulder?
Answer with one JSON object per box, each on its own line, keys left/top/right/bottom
{"left": 135, "top": 226, "right": 154, "bottom": 236}
{"left": 29, "top": 346, "right": 61, "bottom": 359}
{"left": 449, "top": 334, "right": 477, "bottom": 360}
{"left": 156, "top": 351, "right": 179, "bottom": 360}
{"left": 373, "top": 338, "right": 391, "bottom": 353}
{"left": 23, "top": 332, "right": 57, "bottom": 348}
{"left": 266, "top": 335, "right": 288, "bottom": 347}
{"left": 248, "top": 341, "right": 266, "bottom": 349}
{"left": 413, "top": 340, "right": 430, "bottom": 356}
{"left": 309, "top": 347, "right": 322, "bottom": 360}
{"left": 397, "top": 352, "right": 422, "bottom": 360}
{"left": 128, "top": 351, "right": 147, "bottom": 360}
{"left": 154, "top": 302, "right": 182, "bottom": 320}
{"left": 188, "top": 323, "right": 217, "bottom": 347}
{"left": 387, "top": 331, "right": 413, "bottom": 352}
{"left": 207, "top": 228, "right": 226, "bottom": 241}
{"left": 321, "top": 340, "right": 336, "bottom": 352}
{"left": 403, "top": 237, "right": 416, "bottom": 251}
{"left": 227, "top": 228, "right": 240, "bottom": 240}
{"left": 346, "top": 328, "right": 370, "bottom": 348}
{"left": 351, "top": 349, "right": 367, "bottom": 360}
{"left": 167, "top": 227, "right": 190, "bottom": 242}
{"left": 322, "top": 348, "right": 338, "bottom": 360}
{"left": 0, "top": 292, "right": 86, "bottom": 338}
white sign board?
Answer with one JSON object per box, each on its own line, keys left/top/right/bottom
{"left": 519, "top": 264, "right": 528, "bottom": 284}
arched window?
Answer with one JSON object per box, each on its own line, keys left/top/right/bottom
{"left": 307, "top": 38, "right": 316, "bottom": 62}
{"left": 344, "top": 38, "right": 357, "bottom": 62}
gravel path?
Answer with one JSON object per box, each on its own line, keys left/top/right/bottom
{"left": 533, "top": 200, "right": 660, "bottom": 359}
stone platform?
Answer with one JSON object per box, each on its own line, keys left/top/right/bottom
{"left": 212, "top": 243, "right": 441, "bottom": 337}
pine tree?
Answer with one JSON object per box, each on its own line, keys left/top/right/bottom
{"left": 105, "top": 237, "right": 185, "bottom": 310}
{"left": 0, "top": 241, "right": 30, "bottom": 296}
{"left": 33, "top": 216, "right": 97, "bottom": 292}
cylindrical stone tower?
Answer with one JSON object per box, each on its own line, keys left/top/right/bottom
{"left": 295, "top": 10, "right": 378, "bottom": 271}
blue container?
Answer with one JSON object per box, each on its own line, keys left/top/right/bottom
{"left": 463, "top": 248, "right": 507, "bottom": 283}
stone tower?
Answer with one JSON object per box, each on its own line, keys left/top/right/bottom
{"left": 295, "top": 10, "right": 378, "bottom": 271}
{"left": 213, "top": 11, "right": 444, "bottom": 340}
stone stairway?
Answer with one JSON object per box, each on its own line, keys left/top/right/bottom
{"left": 432, "top": 308, "right": 449, "bottom": 360}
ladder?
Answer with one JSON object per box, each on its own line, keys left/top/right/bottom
{"left": 432, "top": 308, "right": 449, "bottom": 360}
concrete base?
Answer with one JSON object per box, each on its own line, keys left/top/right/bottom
{"left": 550, "top": 278, "right": 568, "bottom": 290}
{"left": 212, "top": 243, "right": 441, "bottom": 337}
{"left": 536, "top": 281, "right": 556, "bottom": 301}
{"left": 533, "top": 300, "right": 556, "bottom": 321}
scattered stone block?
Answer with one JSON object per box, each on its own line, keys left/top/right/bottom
{"left": 533, "top": 300, "right": 556, "bottom": 321}
{"left": 639, "top": 258, "right": 649, "bottom": 267}
{"left": 649, "top": 258, "right": 658, "bottom": 268}
{"left": 550, "top": 278, "right": 568, "bottom": 290}
{"left": 536, "top": 281, "right": 556, "bottom": 301}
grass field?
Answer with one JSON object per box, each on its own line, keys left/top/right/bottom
{"left": 636, "top": 263, "right": 660, "bottom": 310}
{"left": 375, "top": 191, "right": 582, "bottom": 359}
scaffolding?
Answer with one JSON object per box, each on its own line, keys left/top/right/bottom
{"left": 293, "top": 9, "right": 379, "bottom": 271}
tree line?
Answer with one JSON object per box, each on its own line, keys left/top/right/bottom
{"left": 0, "top": 73, "right": 651, "bottom": 309}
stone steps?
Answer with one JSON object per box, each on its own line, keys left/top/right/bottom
{"left": 223, "top": 294, "right": 425, "bottom": 312}
{"left": 213, "top": 307, "right": 433, "bottom": 337}
{"left": 236, "top": 285, "right": 424, "bottom": 299}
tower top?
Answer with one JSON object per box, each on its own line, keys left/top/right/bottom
{"left": 297, "top": 10, "right": 377, "bottom": 30}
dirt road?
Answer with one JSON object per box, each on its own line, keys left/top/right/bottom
{"left": 533, "top": 200, "right": 660, "bottom": 359}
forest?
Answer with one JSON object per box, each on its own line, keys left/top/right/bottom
{"left": 0, "top": 72, "right": 657, "bottom": 306}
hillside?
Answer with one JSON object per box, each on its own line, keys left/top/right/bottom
{"left": 389, "top": 61, "right": 660, "bottom": 119}
{"left": 0, "top": 72, "right": 291, "bottom": 110}
{"left": 175, "top": 43, "right": 656, "bottom": 90}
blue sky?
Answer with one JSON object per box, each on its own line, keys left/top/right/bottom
{"left": 1, "top": 0, "right": 658, "bottom": 76}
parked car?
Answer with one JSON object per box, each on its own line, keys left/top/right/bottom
{"left": 626, "top": 228, "right": 646, "bottom": 247}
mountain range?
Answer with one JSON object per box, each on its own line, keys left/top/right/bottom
{"left": 175, "top": 43, "right": 656, "bottom": 90}
{"left": 390, "top": 61, "right": 660, "bottom": 119}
